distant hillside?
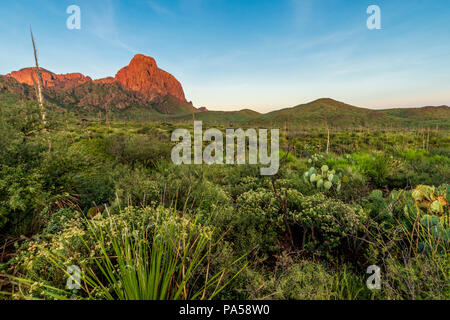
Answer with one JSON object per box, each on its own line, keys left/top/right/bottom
{"left": 247, "top": 98, "right": 373, "bottom": 127}
{"left": 245, "top": 98, "right": 450, "bottom": 129}
{"left": 377, "top": 106, "right": 450, "bottom": 126}
{"left": 172, "top": 109, "right": 261, "bottom": 123}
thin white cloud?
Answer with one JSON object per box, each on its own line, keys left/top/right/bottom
{"left": 87, "top": 0, "right": 138, "bottom": 53}
{"left": 148, "top": 0, "right": 173, "bottom": 16}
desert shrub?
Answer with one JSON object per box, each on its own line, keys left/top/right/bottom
{"left": 0, "top": 132, "right": 81, "bottom": 235}
{"left": 227, "top": 176, "right": 265, "bottom": 198}
{"left": 39, "top": 144, "right": 86, "bottom": 194}
{"left": 269, "top": 261, "right": 337, "bottom": 300}
{"left": 337, "top": 167, "right": 369, "bottom": 202}
{"left": 287, "top": 157, "right": 309, "bottom": 173}
{"left": 237, "top": 259, "right": 370, "bottom": 300}
{"left": 105, "top": 134, "right": 171, "bottom": 168}
{"left": 153, "top": 164, "right": 232, "bottom": 213}
{"left": 400, "top": 148, "right": 429, "bottom": 161}
{"left": 230, "top": 189, "right": 283, "bottom": 258}
{"left": 111, "top": 165, "right": 160, "bottom": 208}
{"left": 6, "top": 209, "right": 88, "bottom": 295}
{"left": 279, "top": 150, "right": 296, "bottom": 163}
{"left": 0, "top": 101, "right": 48, "bottom": 234}
{"left": 188, "top": 180, "right": 231, "bottom": 212}
{"left": 220, "top": 165, "right": 264, "bottom": 199}
{"left": 73, "top": 167, "right": 115, "bottom": 210}
{"left": 319, "top": 154, "right": 370, "bottom": 202}
{"left": 277, "top": 166, "right": 316, "bottom": 196}
{"left": 289, "top": 193, "right": 369, "bottom": 259}
{"left": 410, "top": 154, "right": 450, "bottom": 186}
{"left": 352, "top": 152, "right": 391, "bottom": 187}
{"left": 7, "top": 206, "right": 242, "bottom": 300}
{"left": 382, "top": 254, "right": 449, "bottom": 300}
{"left": 0, "top": 165, "right": 49, "bottom": 234}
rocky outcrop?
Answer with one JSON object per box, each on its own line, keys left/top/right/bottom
{"left": 7, "top": 54, "right": 187, "bottom": 103}
{"left": 7, "top": 68, "right": 91, "bottom": 89}
{"left": 94, "top": 77, "right": 116, "bottom": 84}
{"left": 114, "top": 54, "right": 186, "bottom": 102}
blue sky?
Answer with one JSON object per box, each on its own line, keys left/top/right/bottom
{"left": 0, "top": 0, "right": 449, "bottom": 112}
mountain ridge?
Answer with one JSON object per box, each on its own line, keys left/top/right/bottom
{"left": 1, "top": 57, "right": 449, "bottom": 128}
{"left": 6, "top": 54, "right": 189, "bottom": 104}
{"left": 3, "top": 54, "right": 199, "bottom": 116}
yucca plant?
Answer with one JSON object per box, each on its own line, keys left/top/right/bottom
{"left": 5, "top": 207, "right": 246, "bottom": 300}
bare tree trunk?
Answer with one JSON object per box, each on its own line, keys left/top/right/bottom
{"left": 326, "top": 123, "right": 330, "bottom": 154}
{"left": 30, "top": 27, "right": 46, "bottom": 126}
{"left": 422, "top": 128, "right": 425, "bottom": 150}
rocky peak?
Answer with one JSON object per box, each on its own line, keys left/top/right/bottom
{"left": 6, "top": 54, "right": 187, "bottom": 103}
{"left": 114, "top": 54, "right": 186, "bottom": 102}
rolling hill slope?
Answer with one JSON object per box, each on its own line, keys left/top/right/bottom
{"left": 171, "top": 109, "right": 261, "bottom": 123}
{"left": 245, "top": 98, "right": 450, "bottom": 129}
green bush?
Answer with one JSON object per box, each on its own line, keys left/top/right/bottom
{"left": 289, "top": 193, "right": 368, "bottom": 258}
{"left": 7, "top": 206, "right": 243, "bottom": 300}
{"left": 112, "top": 165, "right": 160, "bottom": 208}
{"left": 382, "top": 254, "right": 449, "bottom": 300}
{"left": 105, "top": 134, "right": 171, "bottom": 168}
{"left": 238, "top": 259, "right": 370, "bottom": 300}
{"left": 230, "top": 189, "right": 283, "bottom": 258}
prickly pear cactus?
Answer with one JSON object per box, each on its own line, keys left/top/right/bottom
{"left": 413, "top": 184, "right": 450, "bottom": 248}
{"left": 303, "top": 164, "right": 344, "bottom": 192}
{"left": 411, "top": 184, "right": 448, "bottom": 216}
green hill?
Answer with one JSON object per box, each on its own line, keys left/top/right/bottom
{"left": 245, "top": 98, "right": 450, "bottom": 129}
{"left": 171, "top": 109, "right": 261, "bottom": 124}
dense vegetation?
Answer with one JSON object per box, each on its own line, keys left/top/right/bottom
{"left": 0, "top": 93, "right": 448, "bottom": 300}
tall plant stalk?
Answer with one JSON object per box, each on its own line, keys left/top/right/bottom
{"left": 326, "top": 123, "right": 330, "bottom": 154}
{"left": 30, "top": 26, "right": 46, "bottom": 126}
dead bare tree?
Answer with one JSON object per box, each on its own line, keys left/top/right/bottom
{"left": 326, "top": 122, "right": 330, "bottom": 154}
{"left": 30, "top": 26, "right": 46, "bottom": 126}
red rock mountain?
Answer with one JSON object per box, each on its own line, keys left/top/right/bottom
{"left": 7, "top": 68, "right": 92, "bottom": 89}
{"left": 7, "top": 54, "right": 187, "bottom": 102}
